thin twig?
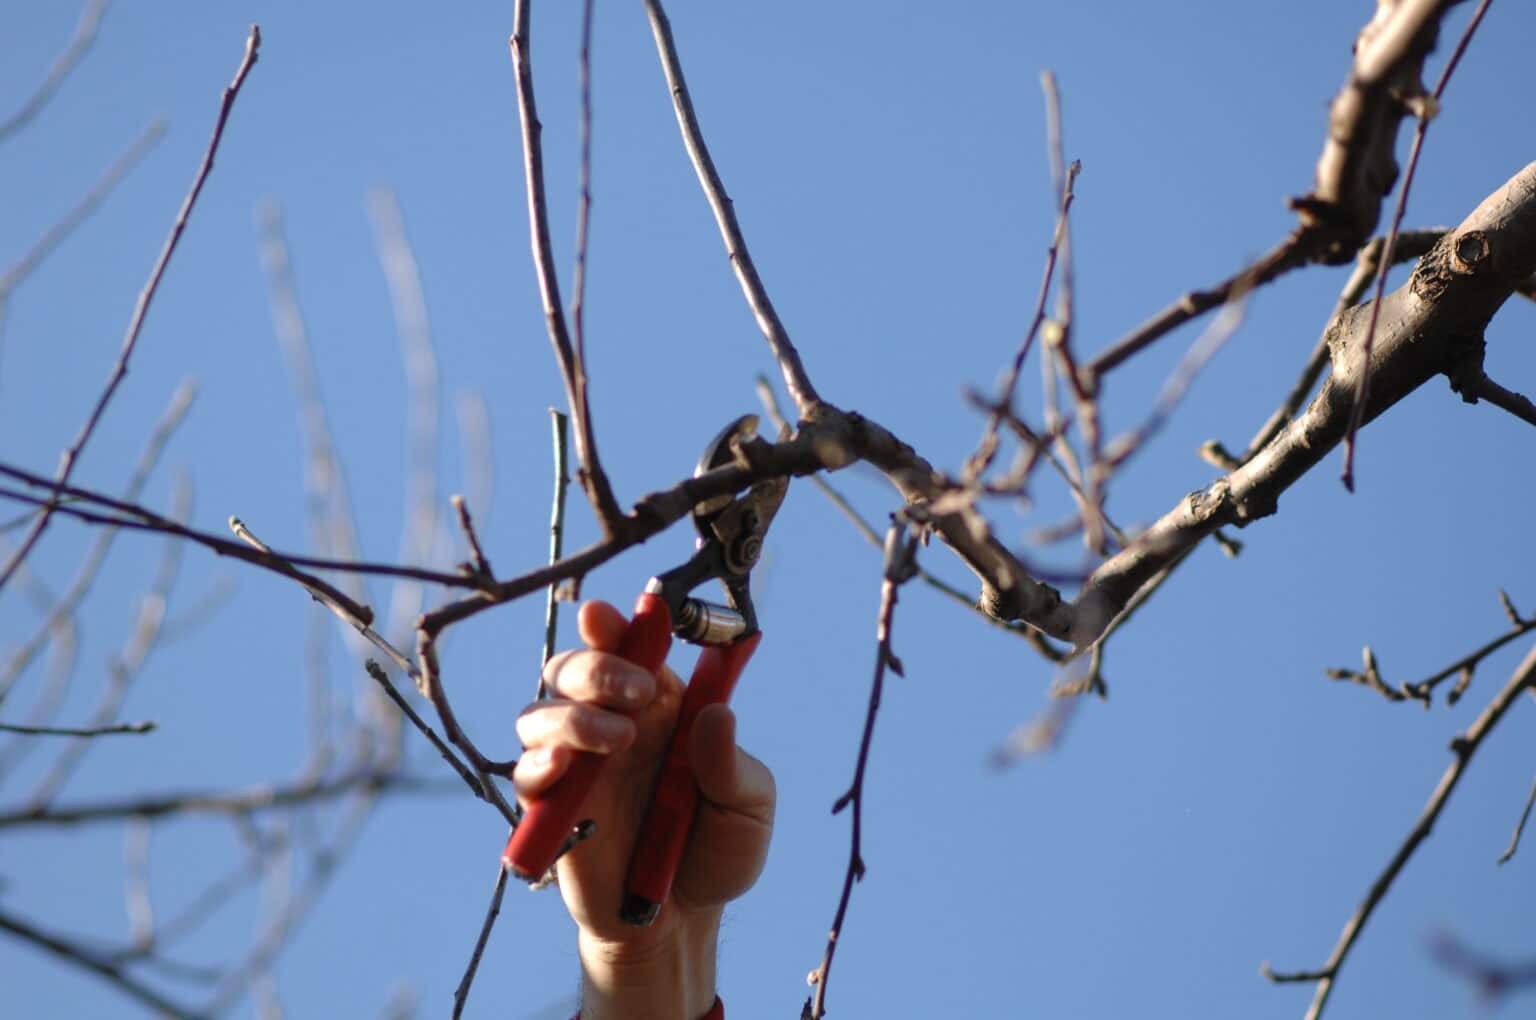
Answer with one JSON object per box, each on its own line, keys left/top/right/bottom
{"left": 964, "top": 76, "right": 1079, "bottom": 483}
{"left": 0, "top": 380, "right": 195, "bottom": 709}
{"left": 0, "top": 0, "right": 110, "bottom": 141}
{"left": 542, "top": 410, "right": 571, "bottom": 688}
{"left": 0, "top": 907, "right": 199, "bottom": 1020}
{"left": 0, "top": 720, "right": 154, "bottom": 737}
{"left": 450, "top": 409, "right": 570, "bottom": 1018}
{"left": 508, "top": 0, "right": 624, "bottom": 534}
{"left": 412, "top": 634, "right": 519, "bottom": 826}
{"left": 1325, "top": 590, "right": 1535, "bottom": 706}
{"left": 451, "top": 496, "right": 492, "bottom": 579}
{"left": 0, "top": 24, "right": 260, "bottom": 595}
{"left": 1498, "top": 774, "right": 1536, "bottom": 865}
{"left": 26, "top": 475, "right": 190, "bottom": 809}
{"left": 0, "top": 120, "right": 165, "bottom": 301}
{"left": 805, "top": 522, "right": 917, "bottom": 1019}
{"left": 0, "top": 465, "right": 478, "bottom": 597}
{"left": 1340, "top": 0, "right": 1492, "bottom": 491}
{"left": 361, "top": 660, "right": 484, "bottom": 803}
{"left": 1084, "top": 235, "right": 1304, "bottom": 382}
{"left": 1457, "top": 373, "right": 1536, "bottom": 428}
{"left": 641, "top": 0, "right": 821, "bottom": 415}
{"left": 368, "top": 188, "right": 443, "bottom": 647}
{"left": 202, "top": 788, "right": 377, "bottom": 1016}
{"left": 570, "top": 0, "right": 596, "bottom": 384}
{"left": 450, "top": 862, "right": 510, "bottom": 1020}
{"left": 1099, "top": 285, "right": 1252, "bottom": 473}
{"left": 0, "top": 767, "right": 438, "bottom": 830}
{"left": 1264, "top": 641, "right": 1536, "bottom": 1020}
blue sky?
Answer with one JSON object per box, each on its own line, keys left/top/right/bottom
{"left": 2, "top": 2, "right": 1534, "bottom": 1018}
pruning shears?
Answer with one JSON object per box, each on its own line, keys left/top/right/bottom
{"left": 502, "top": 414, "right": 787, "bottom": 927}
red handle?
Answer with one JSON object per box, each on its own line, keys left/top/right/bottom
{"left": 620, "top": 631, "right": 762, "bottom": 926}
{"left": 502, "top": 592, "right": 673, "bottom": 881}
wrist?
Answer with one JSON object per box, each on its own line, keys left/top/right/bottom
{"left": 577, "top": 906, "right": 722, "bottom": 1020}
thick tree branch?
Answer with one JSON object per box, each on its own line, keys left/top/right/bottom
{"left": 1293, "top": 0, "right": 1467, "bottom": 262}
{"left": 1339, "top": 0, "right": 1491, "bottom": 490}
{"left": 1066, "top": 161, "right": 1536, "bottom": 647}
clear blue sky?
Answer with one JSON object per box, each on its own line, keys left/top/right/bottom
{"left": 3, "top": 2, "right": 1534, "bottom": 1018}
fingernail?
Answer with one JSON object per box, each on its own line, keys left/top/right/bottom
{"left": 522, "top": 747, "right": 551, "bottom": 772}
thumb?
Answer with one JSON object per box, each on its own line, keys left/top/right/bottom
{"left": 689, "top": 704, "right": 774, "bottom": 825}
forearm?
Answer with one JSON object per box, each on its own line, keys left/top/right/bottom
{"left": 576, "top": 907, "right": 723, "bottom": 1020}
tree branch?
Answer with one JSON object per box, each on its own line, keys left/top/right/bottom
{"left": 1264, "top": 641, "right": 1536, "bottom": 1020}
{"left": 508, "top": 0, "right": 624, "bottom": 535}
{"left": 0, "top": 24, "right": 260, "bottom": 595}
{"left": 641, "top": 0, "right": 821, "bottom": 416}
{"left": 0, "top": 0, "right": 110, "bottom": 142}
{"left": 805, "top": 521, "right": 917, "bottom": 1019}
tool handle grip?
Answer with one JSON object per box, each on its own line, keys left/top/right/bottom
{"left": 621, "top": 631, "right": 762, "bottom": 926}
{"left": 502, "top": 593, "right": 673, "bottom": 881}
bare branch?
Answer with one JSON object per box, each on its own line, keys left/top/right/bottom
{"left": 1340, "top": 0, "right": 1493, "bottom": 490}
{"left": 1455, "top": 372, "right": 1536, "bottom": 428}
{"left": 413, "top": 634, "right": 519, "bottom": 826}
{"left": 1265, "top": 641, "right": 1536, "bottom": 1020}
{"left": 450, "top": 862, "right": 510, "bottom": 1020}
{"left": 0, "top": 906, "right": 199, "bottom": 1020}
{"left": 0, "top": 720, "right": 154, "bottom": 737}
{"left": 805, "top": 521, "right": 917, "bottom": 1019}
{"left": 1222, "top": 229, "right": 1447, "bottom": 467}
{"left": 0, "top": 767, "right": 437, "bottom": 829}
{"left": 964, "top": 75, "right": 1079, "bottom": 486}
{"left": 367, "top": 188, "right": 443, "bottom": 645}
{"left": 0, "top": 24, "right": 260, "bottom": 595}
{"left": 1084, "top": 237, "right": 1303, "bottom": 381}
{"left": 0, "top": 120, "right": 164, "bottom": 302}
{"left": 0, "top": 0, "right": 110, "bottom": 142}
{"left": 0, "top": 379, "right": 194, "bottom": 710}
{"left": 542, "top": 409, "right": 571, "bottom": 687}
{"left": 761, "top": 378, "right": 1066, "bottom": 660}
{"left": 1325, "top": 590, "right": 1536, "bottom": 706}
{"left": 508, "top": 1, "right": 624, "bottom": 534}
{"left": 362, "top": 661, "right": 484, "bottom": 804}
{"left": 451, "top": 495, "right": 492, "bottom": 580}
{"left": 1498, "top": 773, "right": 1536, "bottom": 866}
{"left": 26, "top": 474, "right": 190, "bottom": 809}
{"left": 641, "top": 0, "right": 821, "bottom": 416}
{"left": 1070, "top": 161, "right": 1536, "bottom": 649}
{"left": 1293, "top": 0, "right": 1468, "bottom": 261}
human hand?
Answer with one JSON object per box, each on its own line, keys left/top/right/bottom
{"left": 512, "top": 600, "right": 775, "bottom": 1015}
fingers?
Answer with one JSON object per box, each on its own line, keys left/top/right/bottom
{"left": 577, "top": 599, "right": 628, "bottom": 652}
{"left": 541, "top": 648, "right": 656, "bottom": 709}
{"left": 516, "top": 699, "right": 637, "bottom": 756}
{"left": 689, "top": 704, "right": 776, "bottom": 825}
{"left": 511, "top": 743, "right": 571, "bottom": 797}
